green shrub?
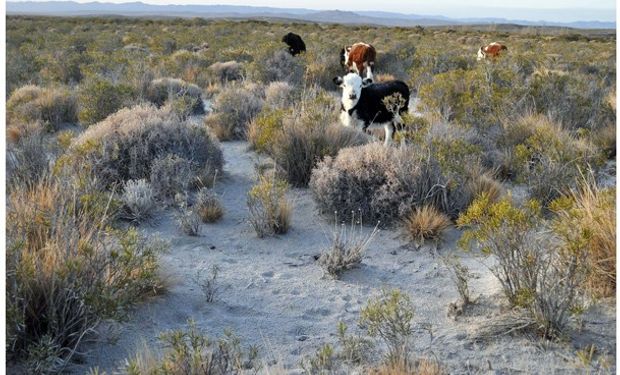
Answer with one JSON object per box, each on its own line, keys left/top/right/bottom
{"left": 78, "top": 77, "right": 135, "bottom": 126}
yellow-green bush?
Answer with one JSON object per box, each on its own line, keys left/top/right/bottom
{"left": 77, "top": 77, "right": 135, "bottom": 126}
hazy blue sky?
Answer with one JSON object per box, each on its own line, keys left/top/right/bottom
{"left": 9, "top": 0, "right": 617, "bottom": 22}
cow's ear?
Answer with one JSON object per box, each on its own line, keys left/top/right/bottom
{"left": 346, "top": 46, "right": 352, "bottom": 52}
{"left": 362, "top": 78, "right": 373, "bottom": 87}
{"left": 333, "top": 76, "right": 343, "bottom": 86}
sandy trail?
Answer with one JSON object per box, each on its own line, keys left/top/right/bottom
{"left": 79, "top": 141, "right": 616, "bottom": 374}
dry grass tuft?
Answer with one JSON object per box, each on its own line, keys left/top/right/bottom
{"left": 318, "top": 213, "right": 378, "bottom": 278}
{"left": 466, "top": 173, "right": 504, "bottom": 203}
{"left": 247, "top": 174, "right": 292, "bottom": 237}
{"left": 195, "top": 187, "right": 224, "bottom": 223}
{"left": 401, "top": 205, "right": 451, "bottom": 246}
{"left": 370, "top": 357, "right": 444, "bottom": 375}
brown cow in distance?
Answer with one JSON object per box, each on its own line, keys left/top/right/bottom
{"left": 477, "top": 42, "right": 508, "bottom": 61}
{"left": 341, "top": 42, "right": 376, "bottom": 80}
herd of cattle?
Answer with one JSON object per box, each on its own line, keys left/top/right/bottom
{"left": 281, "top": 32, "right": 507, "bottom": 145}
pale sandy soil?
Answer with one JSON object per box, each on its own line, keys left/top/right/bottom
{"left": 75, "top": 140, "right": 616, "bottom": 374}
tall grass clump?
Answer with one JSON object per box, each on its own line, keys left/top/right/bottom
{"left": 63, "top": 104, "right": 223, "bottom": 188}
{"left": 551, "top": 178, "right": 616, "bottom": 298}
{"left": 205, "top": 83, "right": 263, "bottom": 140}
{"left": 310, "top": 143, "right": 462, "bottom": 225}
{"left": 401, "top": 205, "right": 451, "bottom": 247}
{"left": 6, "top": 178, "right": 167, "bottom": 372}
{"left": 7, "top": 85, "right": 78, "bottom": 131}
{"left": 7, "top": 127, "right": 53, "bottom": 189}
{"left": 247, "top": 173, "right": 291, "bottom": 237}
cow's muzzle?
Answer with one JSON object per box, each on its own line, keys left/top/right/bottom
{"left": 348, "top": 94, "right": 357, "bottom": 100}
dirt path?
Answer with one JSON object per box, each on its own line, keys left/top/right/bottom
{"left": 79, "top": 141, "right": 616, "bottom": 374}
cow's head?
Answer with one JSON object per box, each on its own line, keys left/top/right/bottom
{"left": 477, "top": 46, "right": 486, "bottom": 61}
{"left": 333, "top": 73, "right": 373, "bottom": 110}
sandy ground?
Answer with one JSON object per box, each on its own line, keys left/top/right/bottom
{"left": 75, "top": 140, "right": 616, "bottom": 374}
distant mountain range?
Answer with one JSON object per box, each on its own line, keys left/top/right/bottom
{"left": 6, "top": 1, "right": 616, "bottom": 29}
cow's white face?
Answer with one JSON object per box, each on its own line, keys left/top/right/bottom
{"left": 477, "top": 47, "right": 486, "bottom": 61}
{"left": 333, "top": 73, "right": 367, "bottom": 110}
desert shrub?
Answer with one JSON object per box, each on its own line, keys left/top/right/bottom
{"left": 78, "top": 77, "right": 135, "bottom": 126}
{"left": 442, "top": 256, "right": 473, "bottom": 308}
{"left": 174, "top": 194, "right": 201, "bottom": 236}
{"left": 120, "top": 179, "right": 157, "bottom": 223}
{"left": 418, "top": 66, "right": 517, "bottom": 129}
{"left": 271, "top": 92, "right": 369, "bottom": 187}
{"left": 458, "top": 195, "right": 544, "bottom": 306}
{"left": 301, "top": 344, "right": 336, "bottom": 374}
{"left": 318, "top": 213, "right": 379, "bottom": 278}
{"left": 192, "top": 265, "right": 220, "bottom": 303}
{"left": 195, "top": 187, "right": 224, "bottom": 223}
{"left": 207, "top": 60, "right": 243, "bottom": 84}
{"left": 145, "top": 77, "right": 203, "bottom": 115}
{"left": 458, "top": 195, "right": 586, "bottom": 338}
{"left": 206, "top": 83, "right": 264, "bottom": 140}
{"left": 65, "top": 104, "right": 223, "bottom": 187}
{"left": 247, "top": 108, "right": 288, "bottom": 153}
{"left": 251, "top": 49, "right": 304, "bottom": 85}
{"left": 360, "top": 289, "right": 414, "bottom": 362}
{"left": 302, "top": 49, "right": 343, "bottom": 89}
{"left": 505, "top": 114, "right": 598, "bottom": 204}
{"left": 247, "top": 174, "right": 291, "bottom": 237}
{"left": 124, "top": 321, "right": 259, "bottom": 374}
{"left": 528, "top": 68, "right": 615, "bottom": 131}
{"left": 310, "top": 143, "right": 462, "bottom": 225}
{"left": 401, "top": 205, "right": 451, "bottom": 247}
{"left": 264, "top": 81, "right": 295, "bottom": 109}
{"left": 7, "top": 85, "right": 78, "bottom": 130}
{"left": 6, "top": 179, "right": 166, "bottom": 372}
{"left": 551, "top": 179, "right": 615, "bottom": 298}
{"left": 150, "top": 154, "right": 193, "bottom": 199}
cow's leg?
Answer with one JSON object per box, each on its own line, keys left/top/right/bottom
{"left": 384, "top": 122, "right": 394, "bottom": 146}
{"left": 365, "top": 63, "right": 373, "bottom": 81}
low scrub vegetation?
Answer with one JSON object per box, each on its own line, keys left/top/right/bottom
{"left": 7, "top": 85, "right": 78, "bottom": 131}
{"left": 205, "top": 83, "right": 263, "bottom": 140}
{"left": 195, "top": 187, "right": 224, "bottom": 223}
{"left": 310, "top": 143, "right": 463, "bottom": 225}
{"left": 458, "top": 195, "right": 587, "bottom": 339}
{"left": 247, "top": 173, "right": 292, "bottom": 237}
{"left": 122, "top": 321, "right": 260, "bottom": 374}
{"left": 63, "top": 104, "right": 223, "bottom": 188}
{"left": 77, "top": 76, "right": 135, "bottom": 126}
{"left": 145, "top": 77, "right": 204, "bottom": 115}
{"left": 6, "top": 178, "right": 167, "bottom": 372}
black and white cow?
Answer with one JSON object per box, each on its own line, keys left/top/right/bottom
{"left": 282, "top": 32, "right": 306, "bottom": 56}
{"left": 334, "top": 73, "right": 410, "bottom": 145}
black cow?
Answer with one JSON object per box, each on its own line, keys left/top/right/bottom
{"left": 282, "top": 32, "right": 306, "bottom": 56}
{"left": 334, "top": 73, "right": 410, "bottom": 145}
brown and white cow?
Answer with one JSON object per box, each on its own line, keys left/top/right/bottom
{"left": 477, "top": 42, "right": 508, "bottom": 61}
{"left": 341, "top": 42, "right": 376, "bottom": 80}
